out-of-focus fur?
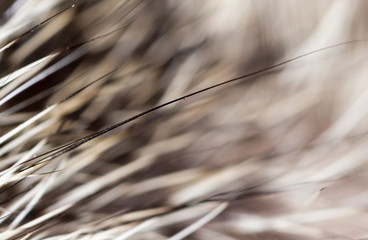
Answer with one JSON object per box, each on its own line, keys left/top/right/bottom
{"left": 0, "top": 0, "right": 368, "bottom": 239}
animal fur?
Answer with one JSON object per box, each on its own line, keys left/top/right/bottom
{"left": 0, "top": 0, "right": 367, "bottom": 239}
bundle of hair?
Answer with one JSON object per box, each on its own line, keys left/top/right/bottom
{"left": 0, "top": 0, "right": 367, "bottom": 239}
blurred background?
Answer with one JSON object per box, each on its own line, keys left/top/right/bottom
{"left": 0, "top": 0, "right": 368, "bottom": 239}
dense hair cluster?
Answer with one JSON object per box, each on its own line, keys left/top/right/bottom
{"left": 0, "top": 0, "right": 368, "bottom": 239}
